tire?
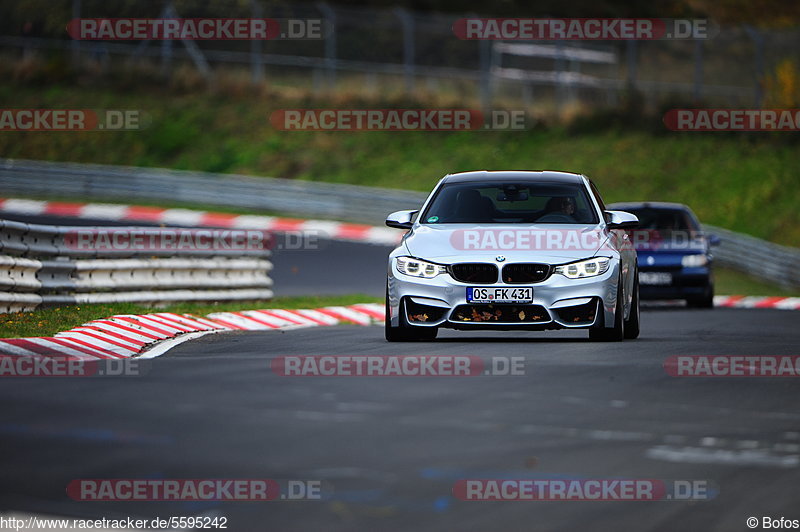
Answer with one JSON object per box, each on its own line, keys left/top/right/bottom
{"left": 624, "top": 271, "right": 640, "bottom": 339}
{"left": 687, "top": 283, "right": 714, "bottom": 308}
{"left": 589, "top": 278, "right": 625, "bottom": 342}
{"left": 385, "top": 291, "right": 438, "bottom": 342}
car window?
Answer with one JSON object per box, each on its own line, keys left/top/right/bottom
{"left": 624, "top": 208, "right": 700, "bottom": 234}
{"left": 421, "top": 182, "right": 599, "bottom": 224}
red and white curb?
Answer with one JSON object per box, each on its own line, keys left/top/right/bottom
{"left": 0, "top": 197, "right": 402, "bottom": 246}
{"left": 1, "top": 295, "right": 796, "bottom": 361}
{"left": 0, "top": 303, "right": 385, "bottom": 360}
{"left": 713, "top": 295, "right": 800, "bottom": 310}
{"left": 0, "top": 293, "right": 797, "bottom": 362}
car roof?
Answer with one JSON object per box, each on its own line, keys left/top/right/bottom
{"left": 442, "top": 170, "right": 584, "bottom": 184}
{"left": 606, "top": 201, "right": 693, "bottom": 211}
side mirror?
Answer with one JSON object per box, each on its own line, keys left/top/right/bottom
{"left": 708, "top": 234, "right": 721, "bottom": 247}
{"left": 385, "top": 210, "right": 418, "bottom": 230}
{"left": 605, "top": 210, "right": 639, "bottom": 229}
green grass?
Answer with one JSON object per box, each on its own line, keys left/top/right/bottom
{"left": 715, "top": 267, "right": 798, "bottom": 298}
{"left": 1, "top": 82, "right": 799, "bottom": 248}
{"left": 0, "top": 294, "right": 381, "bottom": 339}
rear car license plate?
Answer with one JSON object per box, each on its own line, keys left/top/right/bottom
{"left": 639, "top": 272, "right": 673, "bottom": 285}
{"left": 467, "top": 287, "right": 533, "bottom": 303}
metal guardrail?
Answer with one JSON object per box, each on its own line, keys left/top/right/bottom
{"left": 704, "top": 224, "right": 800, "bottom": 290}
{"left": 0, "top": 158, "right": 797, "bottom": 291}
{"left": 0, "top": 219, "right": 271, "bottom": 258}
{"left": 0, "top": 218, "right": 274, "bottom": 312}
{"left": 0, "top": 158, "right": 429, "bottom": 226}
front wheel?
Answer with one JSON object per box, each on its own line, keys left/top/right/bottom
{"left": 624, "top": 272, "right": 640, "bottom": 339}
{"left": 385, "top": 291, "right": 438, "bottom": 342}
{"left": 687, "top": 283, "right": 714, "bottom": 308}
{"left": 589, "top": 279, "right": 625, "bottom": 342}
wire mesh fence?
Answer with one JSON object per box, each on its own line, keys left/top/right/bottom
{"left": 3, "top": 0, "right": 799, "bottom": 110}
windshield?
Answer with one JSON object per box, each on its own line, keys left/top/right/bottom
{"left": 622, "top": 207, "right": 700, "bottom": 235}
{"left": 421, "top": 181, "right": 599, "bottom": 224}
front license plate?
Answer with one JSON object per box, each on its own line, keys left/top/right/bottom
{"left": 467, "top": 287, "right": 533, "bottom": 304}
{"left": 639, "top": 272, "right": 673, "bottom": 285}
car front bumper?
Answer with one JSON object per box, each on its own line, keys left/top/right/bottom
{"left": 387, "top": 260, "right": 621, "bottom": 330}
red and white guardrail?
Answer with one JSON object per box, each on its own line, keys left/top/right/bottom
{"left": 0, "top": 197, "right": 402, "bottom": 246}
{"left": 0, "top": 303, "right": 385, "bottom": 360}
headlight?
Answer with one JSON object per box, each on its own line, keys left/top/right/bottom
{"left": 395, "top": 256, "right": 447, "bottom": 278}
{"left": 681, "top": 254, "right": 708, "bottom": 267}
{"left": 554, "top": 257, "right": 610, "bottom": 279}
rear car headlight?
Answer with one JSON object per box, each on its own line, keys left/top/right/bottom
{"left": 554, "top": 257, "right": 610, "bottom": 279}
{"left": 681, "top": 254, "right": 709, "bottom": 267}
{"left": 395, "top": 256, "right": 447, "bottom": 278}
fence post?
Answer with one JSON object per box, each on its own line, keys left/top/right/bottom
{"left": 163, "top": 2, "right": 212, "bottom": 82}
{"left": 555, "top": 41, "right": 565, "bottom": 114}
{"left": 251, "top": 0, "right": 265, "bottom": 85}
{"left": 625, "top": 39, "right": 637, "bottom": 91}
{"left": 71, "top": 0, "right": 81, "bottom": 66}
{"left": 479, "top": 39, "right": 492, "bottom": 112}
{"left": 693, "top": 39, "right": 704, "bottom": 102}
{"left": 522, "top": 83, "right": 533, "bottom": 108}
{"left": 394, "top": 7, "right": 415, "bottom": 95}
{"left": 312, "top": 68, "right": 323, "bottom": 95}
{"left": 568, "top": 43, "right": 579, "bottom": 105}
{"left": 161, "top": 1, "right": 174, "bottom": 79}
{"left": 744, "top": 25, "right": 765, "bottom": 107}
{"left": 317, "top": 2, "right": 337, "bottom": 90}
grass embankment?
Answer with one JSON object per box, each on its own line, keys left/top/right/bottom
{"left": 0, "top": 294, "right": 382, "bottom": 339}
{"left": 0, "top": 82, "right": 798, "bottom": 246}
{"left": 714, "top": 268, "right": 797, "bottom": 298}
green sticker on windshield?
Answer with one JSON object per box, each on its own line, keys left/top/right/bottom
{"left": 427, "top": 216, "right": 439, "bottom": 223}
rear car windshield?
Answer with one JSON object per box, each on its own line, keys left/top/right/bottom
{"left": 622, "top": 207, "right": 700, "bottom": 234}
{"left": 420, "top": 182, "right": 599, "bottom": 224}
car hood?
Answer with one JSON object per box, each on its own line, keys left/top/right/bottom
{"left": 402, "top": 223, "right": 611, "bottom": 264}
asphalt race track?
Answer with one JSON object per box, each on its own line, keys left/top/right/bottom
{"left": 1, "top": 309, "right": 799, "bottom": 530}
{"left": 1, "top": 213, "right": 799, "bottom": 531}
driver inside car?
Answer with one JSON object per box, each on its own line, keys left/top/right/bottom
{"left": 543, "top": 196, "right": 576, "bottom": 219}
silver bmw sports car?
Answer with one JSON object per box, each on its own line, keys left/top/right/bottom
{"left": 385, "top": 171, "right": 641, "bottom": 342}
